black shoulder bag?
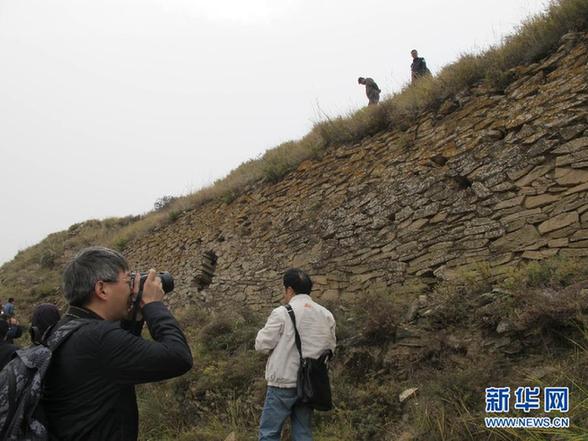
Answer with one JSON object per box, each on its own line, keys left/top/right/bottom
{"left": 284, "top": 304, "right": 333, "bottom": 411}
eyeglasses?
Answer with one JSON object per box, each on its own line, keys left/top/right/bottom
{"left": 102, "top": 278, "right": 133, "bottom": 289}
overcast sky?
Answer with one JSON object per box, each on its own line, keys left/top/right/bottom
{"left": 0, "top": 0, "right": 548, "bottom": 265}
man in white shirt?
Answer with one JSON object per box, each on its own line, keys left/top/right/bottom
{"left": 255, "top": 268, "right": 336, "bottom": 441}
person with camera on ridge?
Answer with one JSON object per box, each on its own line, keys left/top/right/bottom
{"left": 42, "top": 246, "right": 193, "bottom": 441}
{"left": 255, "top": 268, "right": 336, "bottom": 441}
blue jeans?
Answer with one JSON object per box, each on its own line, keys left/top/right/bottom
{"left": 259, "top": 386, "right": 313, "bottom": 441}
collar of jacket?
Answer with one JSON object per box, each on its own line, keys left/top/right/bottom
{"left": 65, "top": 305, "right": 103, "bottom": 320}
{"left": 289, "top": 293, "right": 312, "bottom": 304}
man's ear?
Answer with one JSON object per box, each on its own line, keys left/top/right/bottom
{"left": 94, "top": 280, "right": 109, "bottom": 301}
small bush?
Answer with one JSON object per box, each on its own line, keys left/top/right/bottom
{"left": 341, "top": 290, "right": 408, "bottom": 345}
{"left": 168, "top": 210, "right": 181, "bottom": 223}
{"left": 154, "top": 195, "right": 177, "bottom": 211}
{"left": 199, "top": 318, "right": 234, "bottom": 352}
{"left": 39, "top": 248, "right": 58, "bottom": 269}
{"left": 431, "top": 263, "right": 494, "bottom": 328}
{"left": 503, "top": 257, "right": 588, "bottom": 290}
{"left": 113, "top": 236, "right": 129, "bottom": 251}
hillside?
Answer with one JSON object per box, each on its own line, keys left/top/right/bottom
{"left": 1, "top": 1, "right": 588, "bottom": 440}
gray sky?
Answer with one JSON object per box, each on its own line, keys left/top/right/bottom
{"left": 0, "top": 0, "right": 547, "bottom": 265}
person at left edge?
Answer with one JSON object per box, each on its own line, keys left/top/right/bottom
{"left": 0, "top": 319, "right": 18, "bottom": 369}
{"left": 42, "top": 246, "right": 193, "bottom": 441}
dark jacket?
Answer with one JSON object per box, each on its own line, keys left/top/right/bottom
{"left": 42, "top": 302, "right": 192, "bottom": 441}
{"left": 5, "top": 324, "right": 23, "bottom": 344}
{"left": 0, "top": 341, "right": 18, "bottom": 370}
{"left": 411, "top": 57, "right": 430, "bottom": 81}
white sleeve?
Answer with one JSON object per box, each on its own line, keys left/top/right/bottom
{"left": 255, "top": 308, "right": 284, "bottom": 353}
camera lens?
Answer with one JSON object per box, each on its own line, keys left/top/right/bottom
{"left": 158, "top": 272, "right": 174, "bottom": 293}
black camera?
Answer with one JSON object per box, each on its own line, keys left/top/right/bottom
{"left": 129, "top": 271, "right": 174, "bottom": 321}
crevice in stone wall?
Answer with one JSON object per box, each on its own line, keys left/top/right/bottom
{"left": 192, "top": 250, "right": 218, "bottom": 291}
{"left": 431, "top": 155, "right": 448, "bottom": 166}
{"left": 453, "top": 175, "right": 473, "bottom": 190}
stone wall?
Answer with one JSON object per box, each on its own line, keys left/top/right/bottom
{"left": 127, "top": 32, "right": 588, "bottom": 311}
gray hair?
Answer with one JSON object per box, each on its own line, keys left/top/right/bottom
{"left": 63, "top": 246, "right": 129, "bottom": 306}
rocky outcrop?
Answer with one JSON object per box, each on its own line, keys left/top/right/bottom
{"left": 127, "top": 33, "right": 588, "bottom": 311}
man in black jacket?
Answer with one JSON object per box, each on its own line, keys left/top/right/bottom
{"left": 410, "top": 49, "right": 431, "bottom": 83}
{"left": 42, "top": 246, "right": 193, "bottom": 441}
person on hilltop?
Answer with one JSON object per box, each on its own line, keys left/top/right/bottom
{"left": 358, "top": 76, "right": 381, "bottom": 106}
{"left": 42, "top": 246, "right": 193, "bottom": 441}
{"left": 410, "top": 49, "right": 431, "bottom": 83}
{"left": 255, "top": 268, "right": 336, "bottom": 441}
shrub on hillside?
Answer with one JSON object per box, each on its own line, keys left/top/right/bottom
{"left": 154, "top": 195, "right": 177, "bottom": 211}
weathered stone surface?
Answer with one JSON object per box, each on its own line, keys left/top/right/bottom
{"left": 552, "top": 136, "right": 588, "bottom": 154}
{"left": 548, "top": 238, "right": 569, "bottom": 248}
{"left": 491, "top": 225, "right": 540, "bottom": 253}
{"left": 464, "top": 221, "right": 502, "bottom": 236}
{"left": 538, "top": 212, "right": 580, "bottom": 234}
{"left": 554, "top": 168, "right": 588, "bottom": 186}
{"left": 547, "top": 225, "right": 580, "bottom": 240}
{"left": 555, "top": 149, "right": 588, "bottom": 167}
{"left": 560, "top": 248, "right": 588, "bottom": 257}
{"left": 491, "top": 182, "right": 517, "bottom": 192}
{"left": 515, "top": 165, "right": 553, "bottom": 187}
{"left": 496, "top": 196, "right": 524, "bottom": 209}
{"left": 525, "top": 194, "right": 559, "bottom": 208}
{"left": 571, "top": 229, "right": 588, "bottom": 241}
{"left": 564, "top": 182, "right": 588, "bottom": 195}
{"left": 507, "top": 165, "right": 533, "bottom": 181}
{"left": 570, "top": 240, "right": 588, "bottom": 248}
{"left": 501, "top": 208, "right": 542, "bottom": 224}
{"left": 398, "top": 218, "right": 429, "bottom": 237}
{"left": 429, "top": 211, "right": 448, "bottom": 224}
{"left": 560, "top": 124, "right": 587, "bottom": 141}
{"left": 471, "top": 182, "right": 492, "bottom": 199}
{"left": 413, "top": 203, "right": 440, "bottom": 219}
{"left": 522, "top": 249, "right": 559, "bottom": 260}
{"left": 320, "top": 289, "right": 340, "bottom": 302}
{"left": 396, "top": 206, "right": 414, "bottom": 223}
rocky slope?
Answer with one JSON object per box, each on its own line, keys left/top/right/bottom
{"left": 122, "top": 32, "right": 588, "bottom": 314}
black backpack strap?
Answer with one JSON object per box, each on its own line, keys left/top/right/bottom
{"left": 284, "top": 305, "right": 303, "bottom": 359}
{"left": 0, "top": 364, "right": 19, "bottom": 439}
{"left": 45, "top": 318, "right": 90, "bottom": 352}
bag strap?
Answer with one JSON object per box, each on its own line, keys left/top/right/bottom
{"left": 45, "top": 318, "right": 90, "bottom": 352}
{"left": 0, "top": 363, "right": 19, "bottom": 440}
{"left": 284, "top": 305, "right": 303, "bottom": 360}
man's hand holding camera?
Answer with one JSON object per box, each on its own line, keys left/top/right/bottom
{"left": 140, "top": 269, "right": 165, "bottom": 305}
